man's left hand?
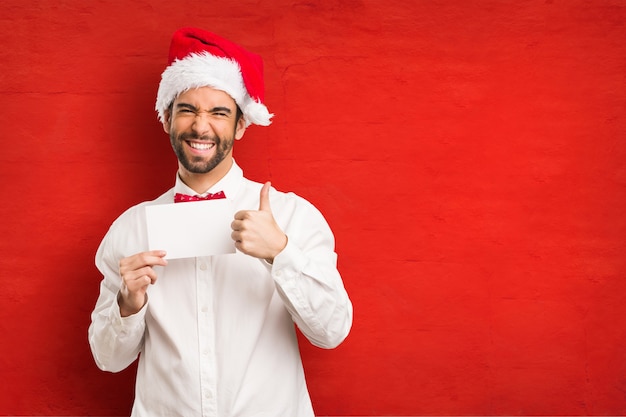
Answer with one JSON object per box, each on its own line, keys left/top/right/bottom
{"left": 231, "top": 181, "right": 288, "bottom": 263}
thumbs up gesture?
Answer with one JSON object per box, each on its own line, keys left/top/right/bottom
{"left": 231, "top": 182, "right": 288, "bottom": 263}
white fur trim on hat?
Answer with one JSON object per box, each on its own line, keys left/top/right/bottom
{"left": 155, "top": 52, "right": 273, "bottom": 127}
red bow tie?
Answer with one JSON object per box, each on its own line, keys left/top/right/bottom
{"left": 174, "top": 191, "right": 226, "bottom": 203}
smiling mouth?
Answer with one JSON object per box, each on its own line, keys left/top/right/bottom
{"left": 187, "top": 141, "right": 215, "bottom": 151}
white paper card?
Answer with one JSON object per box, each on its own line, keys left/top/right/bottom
{"left": 145, "top": 200, "right": 236, "bottom": 259}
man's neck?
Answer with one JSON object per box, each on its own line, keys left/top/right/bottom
{"left": 178, "top": 159, "right": 233, "bottom": 194}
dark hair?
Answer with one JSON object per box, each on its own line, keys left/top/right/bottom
{"left": 235, "top": 105, "right": 243, "bottom": 124}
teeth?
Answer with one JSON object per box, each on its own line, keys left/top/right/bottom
{"left": 189, "top": 142, "right": 214, "bottom": 150}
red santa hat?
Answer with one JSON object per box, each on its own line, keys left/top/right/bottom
{"left": 156, "top": 27, "right": 273, "bottom": 127}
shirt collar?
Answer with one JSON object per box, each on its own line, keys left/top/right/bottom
{"left": 173, "top": 160, "right": 243, "bottom": 201}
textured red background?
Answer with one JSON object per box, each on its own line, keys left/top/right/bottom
{"left": 1, "top": 1, "right": 625, "bottom": 415}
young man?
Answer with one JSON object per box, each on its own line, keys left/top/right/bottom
{"left": 88, "top": 27, "right": 353, "bottom": 416}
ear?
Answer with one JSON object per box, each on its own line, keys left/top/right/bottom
{"left": 234, "top": 117, "right": 247, "bottom": 140}
{"left": 162, "top": 108, "right": 172, "bottom": 134}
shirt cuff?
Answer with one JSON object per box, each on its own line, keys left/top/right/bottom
{"left": 270, "top": 238, "right": 306, "bottom": 286}
{"left": 107, "top": 294, "right": 148, "bottom": 336}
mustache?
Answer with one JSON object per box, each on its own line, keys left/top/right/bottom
{"left": 177, "top": 132, "right": 219, "bottom": 142}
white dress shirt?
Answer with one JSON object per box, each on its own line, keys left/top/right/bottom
{"left": 88, "top": 161, "right": 352, "bottom": 417}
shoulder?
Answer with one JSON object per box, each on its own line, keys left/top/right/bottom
{"left": 240, "top": 178, "right": 319, "bottom": 213}
{"left": 109, "top": 189, "right": 173, "bottom": 228}
{"left": 240, "top": 178, "right": 332, "bottom": 236}
{"left": 99, "top": 188, "right": 174, "bottom": 256}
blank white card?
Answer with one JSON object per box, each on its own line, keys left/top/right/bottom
{"left": 145, "top": 199, "right": 236, "bottom": 259}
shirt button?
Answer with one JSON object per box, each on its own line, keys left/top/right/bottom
{"left": 275, "top": 269, "right": 282, "bottom": 277}
{"left": 199, "top": 262, "right": 207, "bottom": 271}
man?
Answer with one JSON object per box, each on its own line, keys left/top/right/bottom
{"left": 88, "top": 27, "right": 353, "bottom": 417}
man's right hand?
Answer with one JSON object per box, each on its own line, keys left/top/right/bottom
{"left": 117, "top": 250, "right": 168, "bottom": 317}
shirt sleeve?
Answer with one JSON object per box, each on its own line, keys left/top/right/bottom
{"left": 270, "top": 197, "right": 353, "bottom": 349}
{"left": 88, "top": 226, "right": 147, "bottom": 373}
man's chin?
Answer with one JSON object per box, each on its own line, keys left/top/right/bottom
{"left": 180, "top": 158, "right": 223, "bottom": 174}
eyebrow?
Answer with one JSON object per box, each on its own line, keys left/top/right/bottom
{"left": 210, "top": 106, "right": 233, "bottom": 114}
{"left": 175, "top": 103, "right": 233, "bottom": 114}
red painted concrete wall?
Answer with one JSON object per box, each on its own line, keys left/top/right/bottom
{"left": 1, "top": 1, "right": 625, "bottom": 415}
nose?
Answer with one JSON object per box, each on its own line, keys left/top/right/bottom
{"left": 191, "top": 113, "right": 213, "bottom": 136}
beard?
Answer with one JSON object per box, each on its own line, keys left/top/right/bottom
{"left": 169, "top": 128, "right": 235, "bottom": 174}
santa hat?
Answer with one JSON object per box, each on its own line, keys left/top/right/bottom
{"left": 155, "top": 27, "right": 273, "bottom": 127}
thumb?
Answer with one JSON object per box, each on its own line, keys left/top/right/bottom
{"left": 259, "top": 181, "right": 272, "bottom": 212}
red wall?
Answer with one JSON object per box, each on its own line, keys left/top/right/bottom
{"left": 1, "top": 1, "right": 625, "bottom": 415}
